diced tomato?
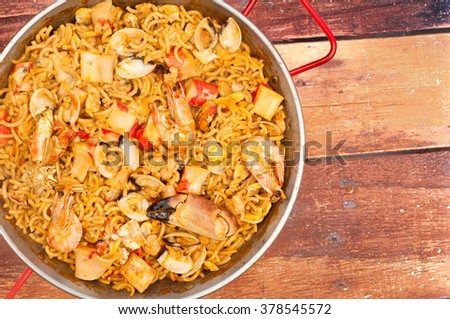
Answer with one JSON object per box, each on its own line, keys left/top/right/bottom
{"left": 185, "top": 79, "right": 219, "bottom": 107}
{"left": 0, "top": 111, "right": 11, "bottom": 144}
{"left": 101, "top": 128, "right": 114, "bottom": 135}
{"left": 96, "top": 241, "right": 108, "bottom": 255}
{"left": 177, "top": 178, "right": 190, "bottom": 192}
{"left": 13, "top": 62, "right": 33, "bottom": 73}
{"left": 100, "top": 128, "right": 121, "bottom": 142}
{"left": 75, "top": 130, "right": 91, "bottom": 140}
{"left": 88, "top": 250, "right": 98, "bottom": 260}
{"left": 134, "top": 248, "right": 144, "bottom": 258}
{"left": 132, "top": 115, "right": 162, "bottom": 151}
{"left": 129, "top": 121, "right": 140, "bottom": 139}
{"left": 97, "top": 18, "right": 113, "bottom": 28}
{"left": 116, "top": 100, "right": 129, "bottom": 112}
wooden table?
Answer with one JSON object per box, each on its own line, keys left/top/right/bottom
{"left": 0, "top": 0, "right": 449, "bottom": 299}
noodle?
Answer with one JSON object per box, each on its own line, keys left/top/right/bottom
{"left": 0, "top": 0, "right": 287, "bottom": 296}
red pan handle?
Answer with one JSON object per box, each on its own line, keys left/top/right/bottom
{"left": 242, "top": 0, "right": 337, "bottom": 76}
{"left": 4, "top": 267, "right": 33, "bottom": 299}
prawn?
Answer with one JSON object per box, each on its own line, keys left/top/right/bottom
{"left": 47, "top": 192, "right": 83, "bottom": 253}
{"left": 241, "top": 136, "right": 285, "bottom": 198}
{"left": 152, "top": 82, "right": 196, "bottom": 148}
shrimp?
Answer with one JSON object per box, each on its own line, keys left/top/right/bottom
{"left": 47, "top": 192, "right": 83, "bottom": 253}
{"left": 30, "top": 115, "right": 73, "bottom": 165}
{"left": 43, "top": 127, "right": 73, "bottom": 165}
{"left": 165, "top": 82, "right": 196, "bottom": 134}
{"left": 151, "top": 82, "right": 196, "bottom": 148}
{"left": 241, "top": 136, "right": 285, "bottom": 198}
{"left": 30, "top": 109, "right": 54, "bottom": 163}
{"left": 151, "top": 104, "right": 194, "bottom": 148}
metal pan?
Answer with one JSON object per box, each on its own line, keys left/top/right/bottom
{"left": 0, "top": 0, "right": 335, "bottom": 298}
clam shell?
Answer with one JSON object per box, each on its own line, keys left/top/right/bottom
{"left": 115, "top": 58, "right": 155, "bottom": 79}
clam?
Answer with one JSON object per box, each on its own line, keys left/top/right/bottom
{"left": 140, "top": 221, "right": 153, "bottom": 237}
{"left": 123, "top": 13, "right": 139, "bottom": 28}
{"left": 118, "top": 192, "right": 150, "bottom": 222}
{"left": 115, "top": 57, "right": 156, "bottom": 80}
{"left": 157, "top": 247, "right": 193, "bottom": 275}
{"left": 182, "top": 245, "right": 206, "bottom": 278}
{"left": 129, "top": 174, "right": 165, "bottom": 190}
{"left": 193, "top": 48, "right": 219, "bottom": 65}
{"left": 29, "top": 88, "right": 56, "bottom": 119}
{"left": 119, "top": 134, "right": 140, "bottom": 171}
{"left": 110, "top": 28, "right": 148, "bottom": 56}
{"left": 163, "top": 231, "right": 200, "bottom": 247}
{"left": 94, "top": 142, "right": 123, "bottom": 179}
{"left": 130, "top": 174, "right": 165, "bottom": 200}
{"left": 194, "top": 18, "right": 218, "bottom": 51}
{"left": 219, "top": 17, "right": 242, "bottom": 53}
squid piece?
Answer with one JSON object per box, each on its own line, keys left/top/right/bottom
{"left": 114, "top": 220, "right": 146, "bottom": 250}
{"left": 147, "top": 194, "right": 239, "bottom": 240}
{"left": 252, "top": 85, "right": 284, "bottom": 121}
{"left": 177, "top": 166, "right": 210, "bottom": 195}
{"left": 120, "top": 253, "right": 157, "bottom": 293}
{"left": 106, "top": 100, "right": 139, "bottom": 134}
{"left": 91, "top": 0, "right": 121, "bottom": 33}
{"left": 75, "top": 246, "right": 118, "bottom": 281}
{"left": 80, "top": 51, "right": 114, "bottom": 83}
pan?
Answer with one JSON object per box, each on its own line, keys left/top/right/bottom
{"left": 0, "top": 0, "right": 336, "bottom": 298}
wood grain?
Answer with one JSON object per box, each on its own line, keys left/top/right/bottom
{"left": 278, "top": 33, "right": 450, "bottom": 158}
{"left": 1, "top": 0, "right": 450, "bottom": 50}
{"left": 2, "top": 150, "right": 449, "bottom": 298}
{"left": 227, "top": 0, "right": 450, "bottom": 42}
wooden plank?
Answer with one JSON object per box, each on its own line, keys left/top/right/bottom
{"left": 1, "top": 0, "right": 450, "bottom": 51}
{"left": 276, "top": 33, "right": 450, "bottom": 158}
{"left": 1, "top": 150, "right": 449, "bottom": 298}
{"left": 226, "top": 0, "right": 450, "bottom": 42}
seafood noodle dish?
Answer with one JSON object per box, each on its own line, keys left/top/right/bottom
{"left": 0, "top": 0, "right": 287, "bottom": 295}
